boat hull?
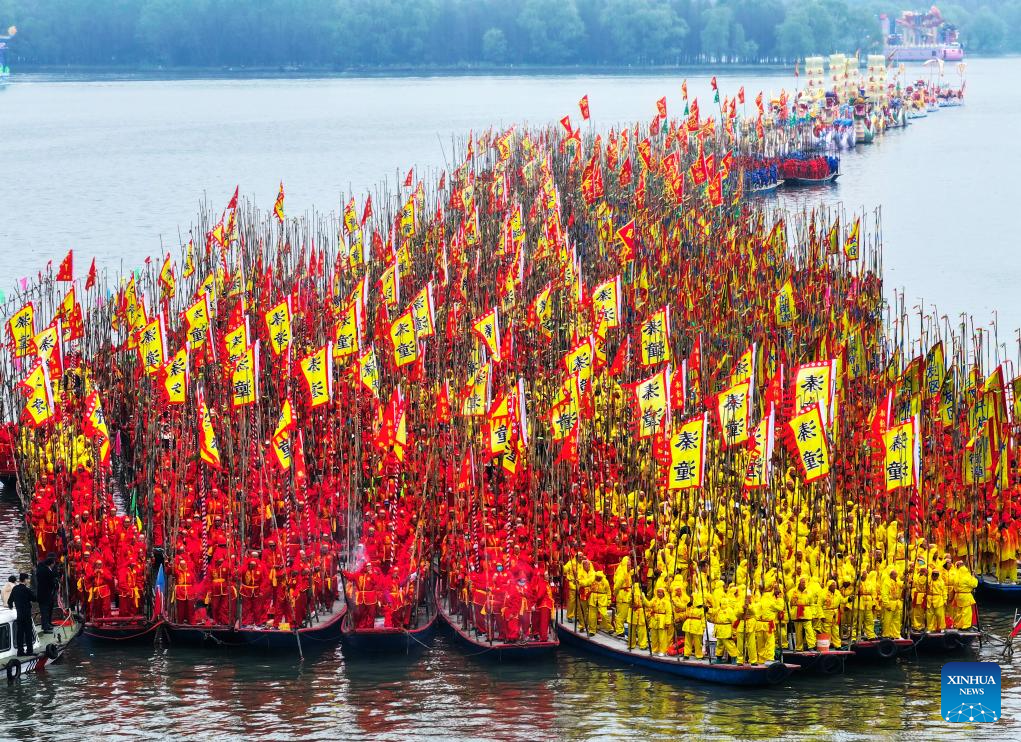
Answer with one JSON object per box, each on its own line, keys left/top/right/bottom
{"left": 556, "top": 620, "right": 796, "bottom": 686}
{"left": 977, "top": 575, "right": 1021, "bottom": 602}
{"left": 82, "top": 617, "right": 163, "bottom": 643}
{"left": 909, "top": 629, "right": 980, "bottom": 653}
{"left": 783, "top": 173, "right": 840, "bottom": 187}
{"left": 781, "top": 649, "right": 854, "bottom": 674}
{"left": 5, "top": 615, "right": 82, "bottom": 684}
{"left": 340, "top": 610, "right": 438, "bottom": 654}
{"left": 849, "top": 637, "right": 913, "bottom": 661}
{"left": 436, "top": 595, "right": 558, "bottom": 662}
{"left": 165, "top": 603, "right": 347, "bottom": 650}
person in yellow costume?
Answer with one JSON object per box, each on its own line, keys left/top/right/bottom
{"left": 612, "top": 557, "right": 633, "bottom": 636}
{"left": 852, "top": 569, "right": 878, "bottom": 640}
{"left": 576, "top": 558, "right": 597, "bottom": 628}
{"left": 681, "top": 593, "right": 707, "bottom": 660}
{"left": 627, "top": 582, "right": 649, "bottom": 650}
{"left": 757, "top": 584, "right": 785, "bottom": 662}
{"left": 562, "top": 550, "right": 583, "bottom": 620}
{"left": 586, "top": 571, "right": 611, "bottom": 635}
{"left": 879, "top": 568, "right": 904, "bottom": 638}
{"left": 788, "top": 577, "right": 817, "bottom": 650}
{"left": 910, "top": 566, "right": 928, "bottom": 631}
{"left": 735, "top": 593, "right": 759, "bottom": 664}
{"left": 709, "top": 583, "right": 737, "bottom": 661}
{"left": 818, "top": 580, "right": 845, "bottom": 648}
{"left": 950, "top": 561, "right": 978, "bottom": 630}
{"left": 645, "top": 586, "right": 674, "bottom": 655}
{"left": 926, "top": 568, "right": 948, "bottom": 632}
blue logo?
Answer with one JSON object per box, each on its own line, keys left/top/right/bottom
{"left": 941, "top": 662, "right": 1001, "bottom": 722}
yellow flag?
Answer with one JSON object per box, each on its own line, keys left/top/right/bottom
{"left": 668, "top": 413, "right": 707, "bottom": 490}
{"left": 159, "top": 256, "right": 176, "bottom": 299}
{"left": 7, "top": 302, "right": 35, "bottom": 358}
{"left": 717, "top": 379, "right": 751, "bottom": 446}
{"left": 564, "top": 337, "right": 594, "bottom": 394}
{"left": 184, "top": 295, "right": 212, "bottom": 348}
{"left": 461, "top": 362, "right": 491, "bottom": 417}
{"left": 264, "top": 299, "right": 292, "bottom": 356}
{"left": 83, "top": 390, "right": 111, "bottom": 466}
{"left": 358, "top": 345, "right": 381, "bottom": 399}
{"left": 633, "top": 367, "right": 670, "bottom": 438}
{"left": 883, "top": 418, "right": 917, "bottom": 491}
{"left": 591, "top": 276, "right": 622, "bottom": 335}
{"left": 162, "top": 346, "right": 189, "bottom": 405}
{"left": 19, "top": 361, "right": 54, "bottom": 427}
{"left": 788, "top": 403, "right": 829, "bottom": 483}
{"left": 410, "top": 283, "right": 436, "bottom": 338}
{"left": 639, "top": 306, "right": 671, "bottom": 366}
{"left": 389, "top": 306, "right": 419, "bottom": 368}
{"left": 135, "top": 314, "right": 167, "bottom": 376}
{"left": 924, "top": 341, "right": 945, "bottom": 399}
{"left": 231, "top": 345, "right": 259, "bottom": 408}
{"left": 224, "top": 321, "right": 250, "bottom": 364}
{"left": 793, "top": 360, "right": 834, "bottom": 424}
{"left": 300, "top": 344, "right": 333, "bottom": 407}
{"left": 333, "top": 300, "right": 360, "bottom": 361}
{"left": 472, "top": 307, "right": 501, "bottom": 362}
{"left": 182, "top": 239, "right": 196, "bottom": 278}
{"left": 843, "top": 217, "right": 860, "bottom": 261}
{"left": 743, "top": 405, "right": 775, "bottom": 489}
{"left": 964, "top": 421, "right": 994, "bottom": 485}
{"left": 774, "top": 278, "right": 797, "bottom": 327}
{"left": 549, "top": 391, "right": 579, "bottom": 440}
{"left": 271, "top": 400, "right": 295, "bottom": 470}
{"left": 197, "top": 391, "right": 222, "bottom": 468}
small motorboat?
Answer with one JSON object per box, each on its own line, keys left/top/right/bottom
{"left": 556, "top": 619, "right": 797, "bottom": 686}
{"left": 2, "top": 608, "right": 81, "bottom": 684}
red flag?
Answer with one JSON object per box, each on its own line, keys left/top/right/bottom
{"left": 738, "top": 86, "right": 745, "bottom": 104}
{"left": 656, "top": 97, "right": 667, "bottom": 119}
{"left": 579, "top": 95, "right": 590, "bottom": 121}
{"left": 403, "top": 169, "right": 413, "bottom": 188}
{"left": 227, "top": 185, "right": 239, "bottom": 211}
{"left": 85, "top": 258, "right": 97, "bottom": 290}
{"left": 559, "top": 115, "right": 572, "bottom": 134}
{"left": 555, "top": 426, "right": 579, "bottom": 466}
{"left": 710, "top": 76, "right": 718, "bottom": 91}
{"left": 361, "top": 194, "right": 373, "bottom": 225}
{"left": 56, "top": 250, "right": 73, "bottom": 282}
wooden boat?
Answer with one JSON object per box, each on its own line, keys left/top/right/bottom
{"left": 977, "top": 575, "right": 1021, "bottom": 601}
{"left": 340, "top": 603, "right": 438, "bottom": 654}
{"left": 164, "top": 600, "right": 347, "bottom": 651}
{"left": 909, "top": 628, "right": 981, "bottom": 653}
{"left": 555, "top": 619, "right": 797, "bottom": 686}
{"left": 783, "top": 172, "right": 840, "bottom": 187}
{"left": 435, "top": 584, "right": 558, "bottom": 661}
{"left": 781, "top": 648, "right": 854, "bottom": 674}
{"left": 849, "top": 636, "right": 913, "bottom": 661}
{"left": 747, "top": 179, "right": 783, "bottom": 195}
{"left": 3, "top": 609, "right": 81, "bottom": 684}
{"left": 82, "top": 616, "right": 163, "bottom": 643}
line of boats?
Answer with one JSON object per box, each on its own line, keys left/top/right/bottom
{"left": 11, "top": 571, "right": 1006, "bottom": 690}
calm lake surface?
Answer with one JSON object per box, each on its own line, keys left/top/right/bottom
{"left": 1, "top": 64, "right": 1020, "bottom": 740}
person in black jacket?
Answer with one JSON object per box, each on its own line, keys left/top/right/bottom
{"left": 35, "top": 555, "right": 57, "bottom": 633}
{"left": 7, "top": 573, "right": 37, "bottom": 656}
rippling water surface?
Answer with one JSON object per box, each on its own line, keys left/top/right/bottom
{"left": 1, "top": 62, "right": 1020, "bottom": 739}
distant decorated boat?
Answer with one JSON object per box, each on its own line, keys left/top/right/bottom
{"left": 435, "top": 583, "right": 558, "bottom": 661}
{"left": 976, "top": 575, "right": 1021, "bottom": 601}
{"left": 780, "top": 155, "right": 840, "bottom": 186}
{"left": 164, "top": 600, "right": 346, "bottom": 652}
{"left": 556, "top": 619, "right": 797, "bottom": 686}
{"left": 3, "top": 609, "right": 80, "bottom": 684}
{"left": 781, "top": 648, "right": 854, "bottom": 674}
{"left": 849, "top": 636, "right": 913, "bottom": 661}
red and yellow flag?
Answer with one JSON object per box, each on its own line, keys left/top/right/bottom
{"left": 300, "top": 344, "right": 333, "bottom": 407}
{"left": 19, "top": 360, "right": 54, "bottom": 428}
{"left": 82, "top": 390, "right": 111, "bottom": 466}
{"left": 7, "top": 302, "right": 36, "bottom": 358}
{"left": 472, "top": 307, "right": 501, "bottom": 362}
{"left": 264, "top": 298, "right": 292, "bottom": 356}
{"left": 788, "top": 403, "right": 829, "bottom": 483}
{"left": 639, "top": 305, "right": 671, "bottom": 366}
{"left": 231, "top": 345, "right": 259, "bottom": 408}
{"left": 883, "top": 417, "right": 918, "bottom": 491}
{"left": 668, "top": 413, "right": 707, "bottom": 490}
{"left": 197, "top": 390, "right": 222, "bottom": 468}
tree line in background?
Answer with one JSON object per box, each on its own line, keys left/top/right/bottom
{"left": 0, "top": 0, "right": 1017, "bottom": 68}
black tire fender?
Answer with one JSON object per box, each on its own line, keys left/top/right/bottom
{"left": 5, "top": 658, "right": 21, "bottom": 684}
{"left": 943, "top": 632, "right": 963, "bottom": 651}
{"left": 819, "top": 653, "right": 843, "bottom": 675}
{"left": 45, "top": 643, "right": 60, "bottom": 661}
{"left": 877, "top": 638, "right": 897, "bottom": 659}
{"left": 765, "top": 661, "right": 787, "bottom": 684}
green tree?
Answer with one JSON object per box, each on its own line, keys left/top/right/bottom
{"left": 481, "top": 27, "right": 508, "bottom": 63}
{"left": 517, "top": 0, "right": 585, "bottom": 63}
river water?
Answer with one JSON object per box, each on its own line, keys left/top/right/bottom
{"left": 1, "top": 63, "right": 1020, "bottom": 739}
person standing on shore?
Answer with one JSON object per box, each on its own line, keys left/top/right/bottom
{"left": 7, "top": 573, "right": 37, "bottom": 656}
{"left": 1, "top": 575, "right": 16, "bottom": 605}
